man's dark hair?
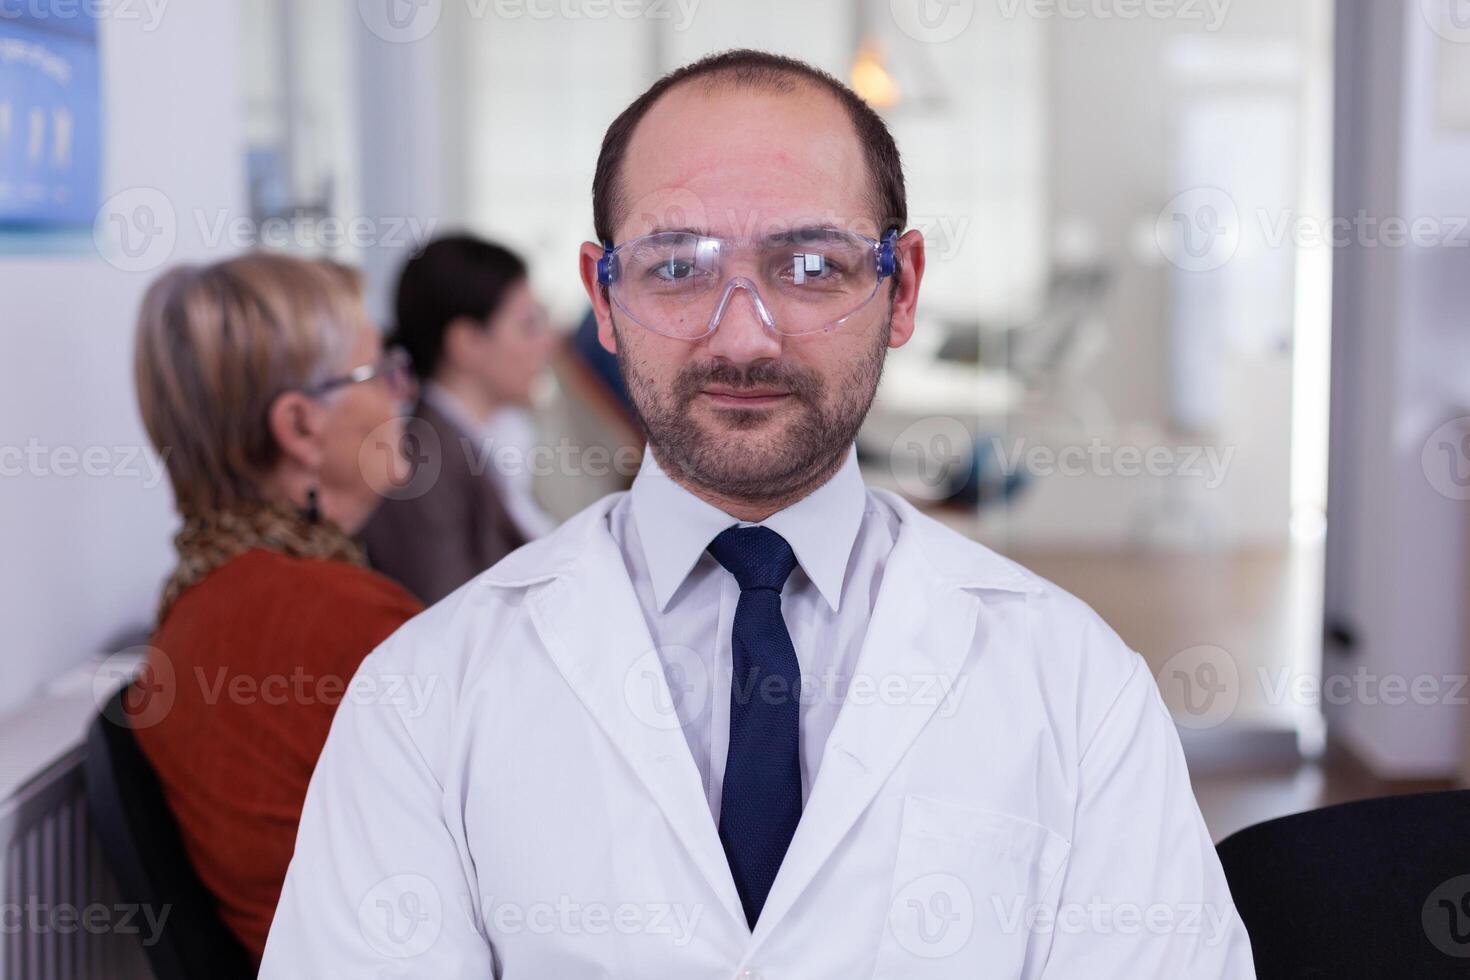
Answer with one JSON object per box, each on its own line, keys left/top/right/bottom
{"left": 591, "top": 48, "right": 907, "bottom": 246}
{"left": 390, "top": 234, "right": 527, "bottom": 380}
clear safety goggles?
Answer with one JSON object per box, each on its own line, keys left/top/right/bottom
{"left": 596, "top": 227, "right": 899, "bottom": 340}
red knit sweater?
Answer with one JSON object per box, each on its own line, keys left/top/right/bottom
{"left": 127, "top": 548, "right": 422, "bottom": 961}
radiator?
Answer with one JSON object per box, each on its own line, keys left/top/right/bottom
{"left": 0, "top": 671, "right": 153, "bottom": 980}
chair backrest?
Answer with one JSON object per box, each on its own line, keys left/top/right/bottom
{"left": 83, "top": 687, "right": 257, "bottom": 980}
{"left": 1216, "top": 790, "right": 1470, "bottom": 978}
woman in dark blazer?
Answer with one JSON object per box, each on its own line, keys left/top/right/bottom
{"left": 361, "top": 234, "right": 556, "bottom": 604}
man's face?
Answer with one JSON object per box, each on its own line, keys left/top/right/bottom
{"left": 580, "top": 82, "right": 926, "bottom": 502}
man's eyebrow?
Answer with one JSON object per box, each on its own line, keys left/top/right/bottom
{"left": 757, "top": 225, "right": 850, "bottom": 245}
{"left": 642, "top": 225, "right": 714, "bottom": 238}
{"left": 630, "top": 225, "right": 852, "bottom": 243}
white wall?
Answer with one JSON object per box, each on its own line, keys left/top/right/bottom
{"left": 353, "top": 6, "right": 452, "bottom": 323}
{"left": 0, "top": 3, "right": 244, "bottom": 719}
{"left": 457, "top": 1, "right": 651, "bottom": 325}
{"left": 455, "top": 1, "right": 1046, "bottom": 327}
{"left": 982, "top": 0, "right": 1330, "bottom": 550}
{"left": 1324, "top": 0, "right": 1470, "bottom": 779}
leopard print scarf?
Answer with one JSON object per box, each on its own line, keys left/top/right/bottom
{"left": 157, "top": 498, "right": 366, "bottom": 623}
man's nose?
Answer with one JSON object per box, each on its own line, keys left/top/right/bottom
{"left": 704, "top": 279, "right": 783, "bottom": 364}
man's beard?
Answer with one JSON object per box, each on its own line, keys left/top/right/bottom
{"left": 614, "top": 315, "right": 890, "bottom": 502}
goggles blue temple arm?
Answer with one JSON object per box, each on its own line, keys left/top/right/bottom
{"left": 597, "top": 240, "right": 619, "bottom": 286}
{"left": 876, "top": 228, "right": 899, "bottom": 279}
{"left": 596, "top": 228, "right": 900, "bottom": 287}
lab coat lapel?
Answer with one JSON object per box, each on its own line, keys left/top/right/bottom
{"left": 523, "top": 517, "right": 748, "bottom": 931}
{"left": 749, "top": 510, "right": 982, "bottom": 947}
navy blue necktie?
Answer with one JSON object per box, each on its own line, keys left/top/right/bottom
{"left": 708, "top": 524, "right": 802, "bottom": 929}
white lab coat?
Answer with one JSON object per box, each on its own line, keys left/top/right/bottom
{"left": 260, "top": 489, "right": 1255, "bottom": 978}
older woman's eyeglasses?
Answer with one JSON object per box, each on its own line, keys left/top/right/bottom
{"left": 308, "top": 346, "right": 416, "bottom": 401}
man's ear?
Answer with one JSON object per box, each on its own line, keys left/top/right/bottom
{"left": 578, "top": 240, "right": 619, "bottom": 356}
{"left": 267, "top": 390, "right": 326, "bottom": 472}
{"left": 886, "top": 228, "right": 926, "bottom": 350}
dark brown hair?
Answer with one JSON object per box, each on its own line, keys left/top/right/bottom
{"left": 389, "top": 233, "right": 527, "bottom": 380}
{"left": 591, "top": 48, "right": 907, "bottom": 245}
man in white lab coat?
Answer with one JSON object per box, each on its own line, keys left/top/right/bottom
{"left": 261, "top": 49, "right": 1255, "bottom": 978}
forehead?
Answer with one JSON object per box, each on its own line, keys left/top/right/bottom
{"left": 616, "top": 81, "right": 876, "bottom": 242}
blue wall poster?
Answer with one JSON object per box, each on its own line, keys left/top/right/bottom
{"left": 0, "top": 3, "right": 102, "bottom": 228}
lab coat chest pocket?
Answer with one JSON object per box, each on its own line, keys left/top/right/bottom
{"left": 871, "top": 794, "right": 1071, "bottom": 979}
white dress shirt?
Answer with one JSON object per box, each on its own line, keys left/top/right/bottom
{"left": 615, "top": 444, "right": 897, "bottom": 819}
{"left": 422, "top": 381, "right": 557, "bottom": 540}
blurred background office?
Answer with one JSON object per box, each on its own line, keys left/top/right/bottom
{"left": 2, "top": 0, "right": 1470, "bottom": 971}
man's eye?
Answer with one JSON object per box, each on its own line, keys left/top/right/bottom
{"left": 782, "top": 254, "right": 844, "bottom": 282}
{"left": 652, "top": 260, "right": 693, "bottom": 280}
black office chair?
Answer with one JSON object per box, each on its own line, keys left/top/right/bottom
{"left": 1216, "top": 790, "right": 1470, "bottom": 979}
{"left": 84, "top": 686, "right": 257, "bottom": 980}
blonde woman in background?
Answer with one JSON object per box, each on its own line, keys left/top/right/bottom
{"left": 126, "top": 253, "right": 421, "bottom": 962}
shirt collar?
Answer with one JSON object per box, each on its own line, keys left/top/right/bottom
{"left": 421, "top": 380, "right": 491, "bottom": 438}
{"left": 628, "top": 444, "right": 866, "bottom": 614}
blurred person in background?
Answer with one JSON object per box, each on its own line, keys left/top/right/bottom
{"left": 126, "top": 253, "right": 422, "bottom": 963}
{"left": 361, "top": 233, "right": 557, "bottom": 605}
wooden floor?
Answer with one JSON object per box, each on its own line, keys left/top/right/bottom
{"left": 988, "top": 543, "right": 1457, "bottom": 840}
{"left": 1003, "top": 544, "right": 1322, "bottom": 729}
{"left": 893, "top": 488, "right": 1465, "bottom": 838}
{"left": 1192, "top": 747, "right": 1457, "bottom": 841}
